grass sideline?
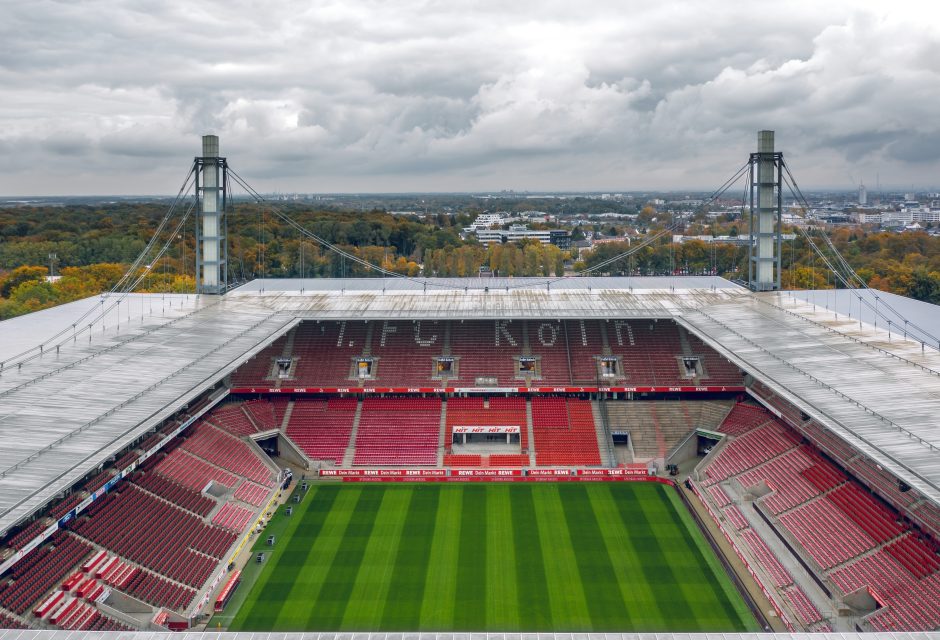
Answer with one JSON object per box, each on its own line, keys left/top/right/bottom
{"left": 226, "top": 482, "right": 758, "bottom": 632}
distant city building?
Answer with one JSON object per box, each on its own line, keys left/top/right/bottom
{"left": 858, "top": 184, "right": 868, "bottom": 205}
{"left": 474, "top": 227, "right": 571, "bottom": 249}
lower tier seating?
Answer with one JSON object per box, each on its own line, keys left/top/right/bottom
{"left": 531, "top": 397, "right": 601, "bottom": 466}
{"left": 354, "top": 397, "right": 441, "bottom": 465}
{"left": 285, "top": 398, "right": 357, "bottom": 464}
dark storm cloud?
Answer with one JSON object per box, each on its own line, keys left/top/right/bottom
{"left": 0, "top": 0, "right": 938, "bottom": 194}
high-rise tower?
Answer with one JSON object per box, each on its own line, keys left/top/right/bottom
{"left": 195, "top": 135, "right": 228, "bottom": 294}
{"left": 748, "top": 130, "right": 782, "bottom": 291}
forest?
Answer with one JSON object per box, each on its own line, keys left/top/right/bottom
{"left": 0, "top": 202, "right": 938, "bottom": 320}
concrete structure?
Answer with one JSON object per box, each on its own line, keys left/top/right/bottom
{"left": 749, "top": 130, "right": 782, "bottom": 291}
{"left": 195, "top": 135, "right": 227, "bottom": 294}
{"left": 474, "top": 227, "right": 571, "bottom": 249}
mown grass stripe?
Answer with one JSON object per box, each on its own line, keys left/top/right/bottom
{"left": 509, "top": 484, "right": 552, "bottom": 630}
{"left": 228, "top": 484, "right": 336, "bottom": 630}
{"left": 419, "top": 485, "right": 463, "bottom": 629}
{"left": 662, "top": 488, "right": 758, "bottom": 630}
{"left": 453, "top": 484, "right": 487, "bottom": 629}
{"left": 585, "top": 484, "right": 667, "bottom": 630}
{"left": 303, "top": 485, "right": 386, "bottom": 629}
{"left": 608, "top": 483, "right": 701, "bottom": 630}
{"left": 558, "top": 484, "right": 634, "bottom": 630}
{"left": 651, "top": 485, "right": 748, "bottom": 630}
{"left": 380, "top": 485, "right": 441, "bottom": 630}
{"left": 531, "top": 484, "right": 592, "bottom": 630}
{"left": 484, "top": 484, "right": 519, "bottom": 629}
{"left": 341, "top": 486, "right": 415, "bottom": 629}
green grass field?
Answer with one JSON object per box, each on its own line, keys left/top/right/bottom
{"left": 225, "top": 482, "right": 757, "bottom": 632}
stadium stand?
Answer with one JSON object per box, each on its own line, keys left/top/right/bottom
{"left": 228, "top": 318, "right": 745, "bottom": 389}
{"left": 565, "top": 320, "right": 604, "bottom": 383}
{"left": 230, "top": 334, "right": 288, "bottom": 385}
{"left": 449, "top": 321, "right": 519, "bottom": 385}
{"left": 369, "top": 320, "right": 440, "bottom": 386}
{"left": 526, "top": 321, "right": 570, "bottom": 385}
{"left": 0, "top": 532, "right": 92, "bottom": 615}
{"left": 207, "top": 404, "right": 259, "bottom": 437}
{"left": 155, "top": 449, "right": 239, "bottom": 491}
{"left": 445, "top": 396, "right": 528, "bottom": 452}
{"left": 531, "top": 397, "right": 601, "bottom": 466}
{"left": 180, "top": 422, "right": 275, "bottom": 486}
{"left": 285, "top": 397, "right": 358, "bottom": 464}
{"left": 696, "top": 401, "right": 940, "bottom": 632}
{"left": 130, "top": 471, "right": 216, "bottom": 517}
{"left": 70, "top": 485, "right": 234, "bottom": 588}
{"left": 354, "top": 397, "right": 441, "bottom": 465}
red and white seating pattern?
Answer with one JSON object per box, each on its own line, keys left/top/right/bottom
{"left": 155, "top": 449, "right": 238, "bottom": 491}
{"left": 722, "top": 504, "right": 749, "bottom": 531}
{"left": 531, "top": 397, "right": 601, "bottom": 466}
{"left": 526, "top": 321, "right": 570, "bottom": 385}
{"left": 715, "top": 403, "right": 773, "bottom": 436}
{"left": 181, "top": 423, "right": 274, "bottom": 486}
{"left": 737, "top": 446, "right": 820, "bottom": 514}
{"left": 206, "top": 404, "right": 257, "bottom": 437}
{"left": 231, "top": 319, "right": 742, "bottom": 388}
{"left": 212, "top": 503, "right": 255, "bottom": 532}
{"left": 132, "top": 471, "right": 215, "bottom": 517}
{"left": 703, "top": 421, "right": 800, "bottom": 483}
{"left": 446, "top": 396, "right": 528, "bottom": 451}
{"left": 354, "top": 397, "right": 441, "bottom": 465}
{"left": 242, "top": 399, "right": 279, "bottom": 431}
{"left": 831, "top": 551, "right": 940, "bottom": 630}
{"left": 286, "top": 398, "right": 357, "bottom": 464}
{"left": 234, "top": 480, "right": 270, "bottom": 507}
{"left": 779, "top": 498, "right": 876, "bottom": 570}
{"left": 782, "top": 585, "right": 824, "bottom": 626}
{"left": 71, "top": 485, "right": 235, "bottom": 588}
{"left": 739, "top": 528, "right": 794, "bottom": 589}
{"left": 0, "top": 533, "right": 92, "bottom": 615}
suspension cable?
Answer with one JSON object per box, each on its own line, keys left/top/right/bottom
{"left": 780, "top": 160, "right": 939, "bottom": 347}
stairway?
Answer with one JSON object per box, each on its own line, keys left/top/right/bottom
{"left": 437, "top": 400, "right": 448, "bottom": 466}
{"left": 525, "top": 398, "right": 537, "bottom": 466}
{"left": 591, "top": 400, "right": 615, "bottom": 467}
{"left": 342, "top": 400, "right": 363, "bottom": 467}
{"left": 599, "top": 321, "right": 613, "bottom": 355}
{"left": 279, "top": 400, "right": 294, "bottom": 431}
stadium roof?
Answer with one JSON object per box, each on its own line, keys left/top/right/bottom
{"left": 1, "top": 277, "right": 939, "bottom": 539}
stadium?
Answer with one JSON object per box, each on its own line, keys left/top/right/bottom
{"left": 2, "top": 137, "right": 940, "bottom": 639}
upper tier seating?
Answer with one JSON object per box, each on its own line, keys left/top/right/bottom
{"left": 230, "top": 334, "right": 287, "bottom": 385}
{"left": 369, "top": 320, "right": 440, "bottom": 386}
{"left": 229, "top": 319, "right": 743, "bottom": 388}
{"left": 286, "top": 398, "right": 357, "bottom": 464}
{"left": 526, "top": 321, "right": 570, "bottom": 385}
{"left": 353, "top": 397, "right": 441, "bottom": 465}
{"left": 565, "top": 320, "right": 605, "bottom": 383}
{"left": 242, "top": 399, "right": 279, "bottom": 431}
{"left": 449, "top": 321, "right": 519, "bottom": 386}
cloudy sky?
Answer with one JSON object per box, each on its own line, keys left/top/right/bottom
{"left": 1, "top": 0, "right": 939, "bottom": 195}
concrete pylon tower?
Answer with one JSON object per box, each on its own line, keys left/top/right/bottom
{"left": 748, "top": 130, "right": 782, "bottom": 291}
{"left": 195, "top": 135, "right": 228, "bottom": 294}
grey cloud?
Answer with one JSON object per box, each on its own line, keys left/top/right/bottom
{"left": 1, "top": 0, "right": 939, "bottom": 194}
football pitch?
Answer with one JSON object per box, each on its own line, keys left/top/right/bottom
{"left": 225, "top": 482, "right": 757, "bottom": 632}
